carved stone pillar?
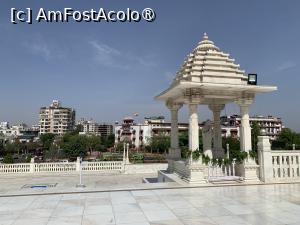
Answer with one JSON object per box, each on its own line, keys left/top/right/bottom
{"left": 188, "top": 103, "right": 199, "bottom": 152}
{"left": 236, "top": 98, "right": 259, "bottom": 181}
{"left": 236, "top": 99, "right": 253, "bottom": 153}
{"left": 209, "top": 104, "right": 225, "bottom": 158}
{"left": 166, "top": 101, "right": 182, "bottom": 159}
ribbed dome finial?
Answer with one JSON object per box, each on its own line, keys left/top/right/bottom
{"left": 196, "top": 32, "right": 219, "bottom": 51}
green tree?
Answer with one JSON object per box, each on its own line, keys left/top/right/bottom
{"left": 61, "top": 134, "right": 88, "bottom": 159}
{"left": 87, "top": 135, "right": 103, "bottom": 152}
{"left": 102, "top": 134, "right": 115, "bottom": 149}
{"left": 272, "top": 128, "right": 300, "bottom": 149}
{"left": 116, "top": 141, "right": 125, "bottom": 153}
{"left": 4, "top": 141, "right": 23, "bottom": 155}
{"left": 4, "top": 142, "right": 16, "bottom": 155}
{"left": 148, "top": 134, "right": 170, "bottom": 154}
{"left": 74, "top": 124, "right": 83, "bottom": 134}
{"left": 25, "top": 141, "right": 40, "bottom": 154}
{"left": 179, "top": 132, "right": 188, "bottom": 147}
{"left": 44, "top": 144, "right": 65, "bottom": 160}
{"left": 179, "top": 131, "right": 203, "bottom": 151}
{"left": 39, "top": 133, "right": 56, "bottom": 150}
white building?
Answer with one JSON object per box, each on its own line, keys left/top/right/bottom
{"left": 115, "top": 116, "right": 204, "bottom": 148}
{"left": 39, "top": 100, "right": 75, "bottom": 135}
{"left": 0, "top": 123, "right": 39, "bottom": 143}
{"left": 78, "top": 119, "right": 113, "bottom": 137}
{"left": 0, "top": 122, "right": 9, "bottom": 130}
{"left": 221, "top": 115, "right": 283, "bottom": 140}
{"left": 115, "top": 114, "right": 282, "bottom": 148}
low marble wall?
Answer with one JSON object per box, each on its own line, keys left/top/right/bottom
{"left": 0, "top": 161, "right": 167, "bottom": 175}
{"left": 124, "top": 163, "right": 168, "bottom": 174}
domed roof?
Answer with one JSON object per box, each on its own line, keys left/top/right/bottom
{"left": 173, "top": 33, "right": 248, "bottom": 85}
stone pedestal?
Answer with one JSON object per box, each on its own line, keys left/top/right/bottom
{"left": 236, "top": 158, "right": 260, "bottom": 182}
{"left": 185, "top": 162, "right": 207, "bottom": 184}
{"left": 171, "top": 159, "right": 207, "bottom": 184}
{"left": 167, "top": 159, "right": 175, "bottom": 173}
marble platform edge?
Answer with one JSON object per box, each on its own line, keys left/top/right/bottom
{"left": 1, "top": 180, "right": 300, "bottom": 198}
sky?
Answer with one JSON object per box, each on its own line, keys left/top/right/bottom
{"left": 0, "top": 0, "right": 300, "bottom": 131}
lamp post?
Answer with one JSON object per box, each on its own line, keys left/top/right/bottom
{"left": 76, "top": 156, "right": 86, "bottom": 188}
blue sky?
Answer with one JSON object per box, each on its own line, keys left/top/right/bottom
{"left": 1, "top": 1, "right": 300, "bottom": 131}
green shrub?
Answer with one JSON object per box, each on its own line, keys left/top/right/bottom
{"left": 202, "top": 154, "right": 211, "bottom": 165}
{"left": 130, "top": 153, "right": 144, "bottom": 163}
{"left": 3, "top": 155, "right": 14, "bottom": 164}
{"left": 101, "top": 153, "right": 114, "bottom": 161}
{"left": 180, "top": 146, "right": 190, "bottom": 159}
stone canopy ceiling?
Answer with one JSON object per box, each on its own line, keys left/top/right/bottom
{"left": 155, "top": 33, "right": 277, "bottom": 105}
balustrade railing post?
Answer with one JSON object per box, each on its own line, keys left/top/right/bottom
{"left": 30, "top": 157, "right": 35, "bottom": 173}
{"left": 257, "top": 135, "right": 273, "bottom": 182}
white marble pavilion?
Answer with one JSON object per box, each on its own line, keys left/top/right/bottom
{"left": 155, "top": 33, "right": 277, "bottom": 182}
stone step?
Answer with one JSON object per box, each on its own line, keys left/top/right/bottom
{"left": 208, "top": 176, "right": 244, "bottom": 184}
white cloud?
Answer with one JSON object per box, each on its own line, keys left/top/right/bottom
{"left": 22, "top": 35, "right": 65, "bottom": 61}
{"left": 23, "top": 39, "right": 51, "bottom": 60}
{"left": 277, "top": 61, "right": 297, "bottom": 71}
{"left": 89, "top": 40, "right": 156, "bottom": 69}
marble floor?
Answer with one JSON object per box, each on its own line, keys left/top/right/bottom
{"left": 1, "top": 183, "right": 300, "bottom": 225}
{"left": 0, "top": 173, "right": 180, "bottom": 196}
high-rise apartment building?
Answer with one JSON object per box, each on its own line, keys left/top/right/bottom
{"left": 39, "top": 100, "right": 75, "bottom": 135}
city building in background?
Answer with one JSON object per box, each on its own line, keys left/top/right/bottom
{"left": 220, "top": 115, "right": 283, "bottom": 140}
{"left": 77, "top": 119, "right": 113, "bottom": 137}
{"left": 115, "top": 114, "right": 283, "bottom": 147}
{"left": 39, "top": 100, "right": 75, "bottom": 135}
{"left": 0, "top": 123, "right": 39, "bottom": 143}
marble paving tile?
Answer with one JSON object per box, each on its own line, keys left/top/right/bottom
{"left": 84, "top": 204, "right": 114, "bottom": 215}
{"left": 138, "top": 202, "right": 169, "bottom": 211}
{"left": 238, "top": 213, "right": 283, "bottom": 225}
{"left": 170, "top": 207, "right": 204, "bottom": 218}
{"left": 223, "top": 204, "right": 256, "bottom": 215}
{"left": 0, "top": 219, "right": 14, "bottom": 225}
{"left": 197, "top": 206, "right": 233, "bottom": 217}
{"left": 48, "top": 215, "right": 82, "bottom": 225}
{"left": 12, "top": 217, "right": 49, "bottom": 225}
{"left": 149, "top": 219, "right": 184, "bottom": 225}
{"left": 113, "top": 203, "right": 142, "bottom": 213}
{"left": 20, "top": 208, "right": 54, "bottom": 218}
{"left": 82, "top": 213, "right": 115, "bottom": 225}
{"left": 162, "top": 200, "right": 195, "bottom": 209}
{"left": 117, "top": 222, "right": 150, "bottom": 225}
{"left": 114, "top": 211, "right": 147, "bottom": 224}
{"left": 210, "top": 215, "right": 252, "bottom": 225}
{"left": 180, "top": 216, "right": 217, "bottom": 225}
{"left": 131, "top": 190, "right": 156, "bottom": 197}
{"left": 267, "top": 211, "right": 300, "bottom": 224}
{"left": 143, "top": 210, "right": 177, "bottom": 222}
{"left": 51, "top": 206, "right": 84, "bottom": 217}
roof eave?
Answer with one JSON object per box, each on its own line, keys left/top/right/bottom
{"left": 155, "top": 81, "right": 277, "bottom": 101}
